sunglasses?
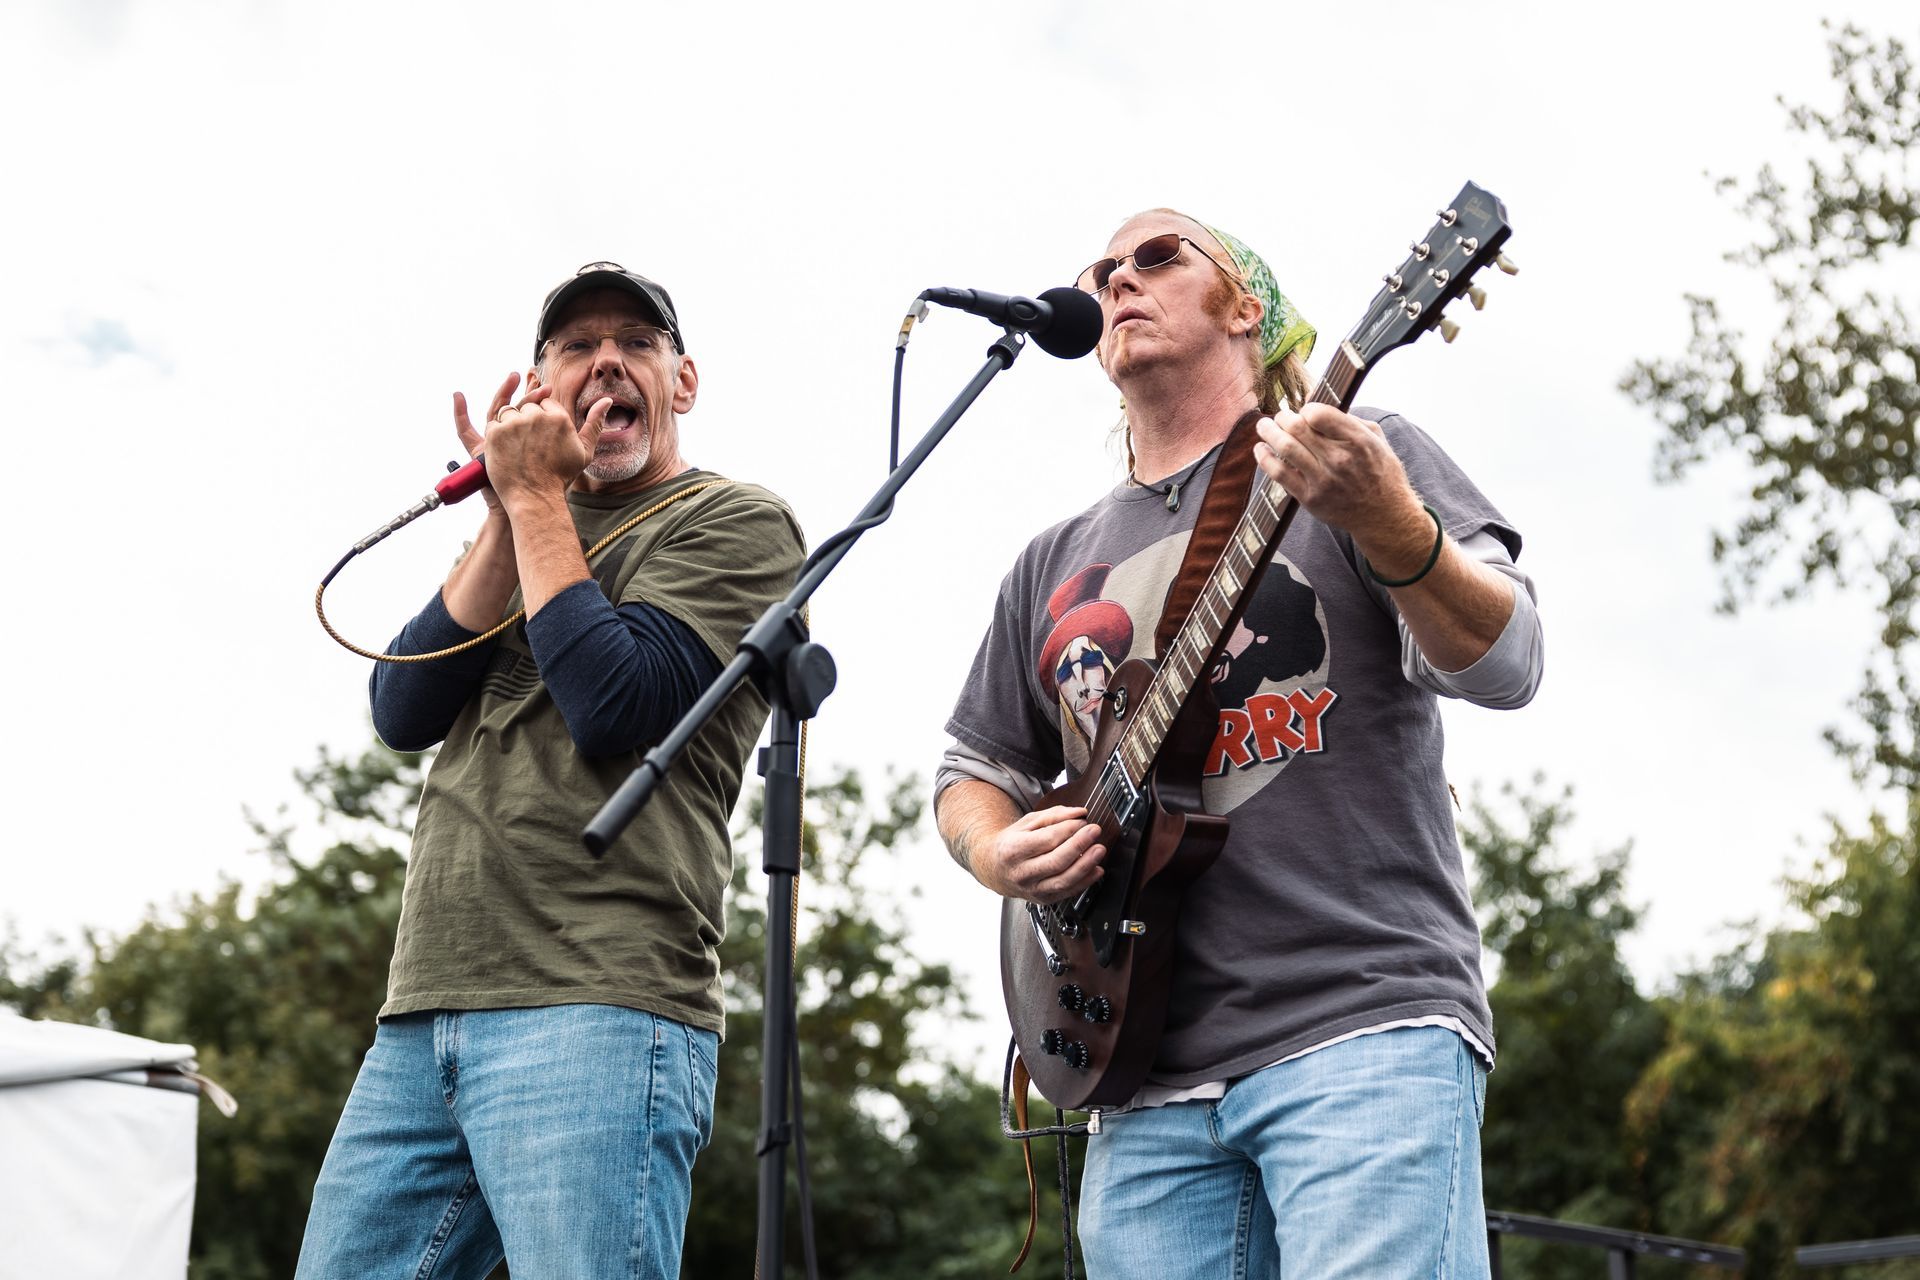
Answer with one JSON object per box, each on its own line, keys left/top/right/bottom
{"left": 1076, "top": 233, "right": 1236, "bottom": 296}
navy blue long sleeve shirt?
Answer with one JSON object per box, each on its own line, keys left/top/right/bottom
{"left": 370, "top": 579, "right": 721, "bottom": 757}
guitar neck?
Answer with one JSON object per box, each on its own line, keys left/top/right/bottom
{"left": 1109, "top": 343, "right": 1370, "bottom": 787}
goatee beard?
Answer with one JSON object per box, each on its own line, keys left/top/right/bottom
{"left": 584, "top": 437, "right": 650, "bottom": 483}
{"left": 580, "top": 384, "right": 648, "bottom": 483}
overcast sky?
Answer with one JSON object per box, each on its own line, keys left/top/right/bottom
{"left": 4, "top": 1, "right": 1915, "bottom": 1070}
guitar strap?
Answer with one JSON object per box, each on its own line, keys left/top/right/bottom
{"left": 1011, "top": 1053, "right": 1038, "bottom": 1272}
{"left": 1153, "top": 409, "right": 1269, "bottom": 658}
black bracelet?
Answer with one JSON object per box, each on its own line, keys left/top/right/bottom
{"left": 1366, "top": 504, "right": 1445, "bottom": 588}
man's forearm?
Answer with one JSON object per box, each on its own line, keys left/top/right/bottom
{"left": 370, "top": 589, "right": 497, "bottom": 750}
{"left": 503, "top": 488, "right": 593, "bottom": 617}
{"left": 1373, "top": 536, "right": 1517, "bottom": 673}
{"left": 442, "top": 512, "right": 520, "bottom": 631}
{"left": 1349, "top": 494, "right": 1515, "bottom": 673}
{"left": 936, "top": 779, "right": 1023, "bottom": 886}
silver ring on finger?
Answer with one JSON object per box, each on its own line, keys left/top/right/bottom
{"left": 495, "top": 404, "right": 516, "bottom": 421}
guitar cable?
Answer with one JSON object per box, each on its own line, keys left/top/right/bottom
{"left": 1000, "top": 1041, "right": 1090, "bottom": 1278}
{"left": 315, "top": 479, "right": 730, "bottom": 662}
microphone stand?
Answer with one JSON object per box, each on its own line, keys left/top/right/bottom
{"left": 584, "top": 328, "right": 1028, "bottom": 1278}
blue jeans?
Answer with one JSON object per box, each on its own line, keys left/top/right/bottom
{"left": 1079, "top": 1026, "right": 1489, "bottom": 1280}
{"left": 295, "top": 1005, "right": 718, "bottom": 1280}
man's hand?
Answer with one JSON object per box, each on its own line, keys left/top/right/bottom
{"left": 473, "top": 383, "right": 614, "bottom": 509}
{"left": 967, "top": 804, "right": 1106, "bottom": 903}
{"left": 1255, "top": 405, "right": 1521, "bottom": 669}
{"left": 440, "top": 373, "right": 530, "bottom": 629}
{"left": 451, "top": 373, "right": 525, "bottom": 516}
{"left": 1252, "top": 406, "right": 1428, "bottom": 550}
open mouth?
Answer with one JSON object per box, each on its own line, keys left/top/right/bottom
{"left": 594, "top": 397, "right": 644, "bottom": 433}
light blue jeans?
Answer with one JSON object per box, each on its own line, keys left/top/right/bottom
{"left": 295, "top": 1005, "right": 717, "bottom": 1280}
{"left": 1079, "top": 1026, "right": 1489, "bottom": 1280}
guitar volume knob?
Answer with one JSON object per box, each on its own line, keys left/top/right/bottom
{"left": 1083, "top": 995, "right": 1112, "bottom": 1023}
{"left": 1063, "top": 1040, "right": 1091, "bottom": 1070}
{"left": 1057, "top": 983, "right": 1086, "bottom": 1012}
{"left": 1039, "top": 1028, "right": 1065, "bottom": 1056}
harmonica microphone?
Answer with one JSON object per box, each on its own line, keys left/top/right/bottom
{"left": 351, "top": 455, "right": 488, "bottom": 554}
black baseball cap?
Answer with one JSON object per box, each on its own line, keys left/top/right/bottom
{"left": 534, "top": 261, "right": 684, "bottom": 358}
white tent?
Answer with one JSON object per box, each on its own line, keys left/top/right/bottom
{"left": 0, "top": 1011, "right": 234, "bottom": 1280}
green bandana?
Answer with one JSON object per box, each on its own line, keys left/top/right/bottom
{"left": 1202, "top": 223, "right": 1315, "bottom": 369}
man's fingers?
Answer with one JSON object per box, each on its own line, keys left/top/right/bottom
{"left": 487, "top": 372, "right": 521, "bottom": 421}
{"left": 1033, "top": 843, "right": 1106, "bottom": 900}
{"left": 1300, "top": 403, "right": 1380, "bottom": 442}
{"left": 579, "top": 395, "right": 613, "bottom": 448}
{"left": 452, "top": 392, "right": 483, "bottom": 453}
{"left": 1011, "top": 819, "right": 1102, "bottom": 876}
{"left": 1029, "top": 833, "right": 1104, "bottom": 882}
{"left": 1261, "top": 416, "right": 1321, "bottom": 482}
{"left": 1021, "top": 805, "right": 1089, "bottom": 831}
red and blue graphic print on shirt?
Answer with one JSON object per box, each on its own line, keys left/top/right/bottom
{"left": 1037, "top": 540, "right": 1334, "bottom": 816}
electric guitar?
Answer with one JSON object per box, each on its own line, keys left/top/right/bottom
{"left": 1001, "top": 182, "right": 1515, "bottom": 1109}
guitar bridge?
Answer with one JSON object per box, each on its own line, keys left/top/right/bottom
{"left": 1026, "top": 903, "right": 1068, "bottom": 974}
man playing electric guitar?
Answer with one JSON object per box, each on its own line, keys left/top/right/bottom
{"left": 935, "top": 207, "right": 1543, "bottom": 1278}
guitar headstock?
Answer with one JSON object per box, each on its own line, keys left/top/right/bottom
{"left": 1346, "top": 181, "right": 1513, "bottom": 367}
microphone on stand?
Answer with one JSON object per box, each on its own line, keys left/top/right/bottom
{"left": 918, "top": 285, "right": 1103, "bottom": 359}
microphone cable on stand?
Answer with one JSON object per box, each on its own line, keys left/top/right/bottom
{"left": 892, "top": 297, "right": 929, "bottom": 472}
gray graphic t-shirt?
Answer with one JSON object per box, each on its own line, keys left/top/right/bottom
{"left": 946, "top": 411, "right": 1515, "bottom": 1087}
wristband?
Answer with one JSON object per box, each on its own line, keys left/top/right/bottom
{"left": 1366, "top": 504, "right": 1444, "bottom": 588}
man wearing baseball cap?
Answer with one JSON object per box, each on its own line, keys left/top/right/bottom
{"left": 296, "top": 263, "right": 805, "bottom": 1279}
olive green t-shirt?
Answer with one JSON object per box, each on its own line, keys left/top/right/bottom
{"left": 381, "top": 470, "right": 806, "bottom": 1037}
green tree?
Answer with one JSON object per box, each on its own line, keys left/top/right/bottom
{"left": 0, "top": 740, "right": 421, "bottom": 1280}
{"left": 684, "top": 766, "right": 1073, "bottom": 1279}
{"left": 2, "top": 747, "right": 1058, "bottom": 1279}
{"left": 1623, "top": 22, "right": 1920, "bottom": 786}
{"left": 1624, "top": 794, "right": 1920, "bottom": 1278}
{"left": 1465, "top": 780, "right": 1668, "bottom": 1277}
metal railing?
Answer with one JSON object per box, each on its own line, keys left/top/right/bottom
{"left": 1489, "top": 1211, "right": 1920, "bottom": 1276}
{"left": 1487, "top": 1211, "right": 1743, "bottom": 1278}
{"left": 1797, "top": 1234, "right": 1920, "bottom": 1268}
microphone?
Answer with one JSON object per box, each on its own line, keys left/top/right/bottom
{"left": 918, "top": 285, "right": 1103, "bottom": 359}
{"left": 350, "top": 455, "right": 489, "bottom": 554}
{"left": 436, "top": 455, "right": 488, "bottom": 505}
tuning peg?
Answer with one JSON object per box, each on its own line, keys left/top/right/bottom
{"left": 1440, "top": 316, "right": 1461, "bottom": 343}
{"left": 1466, "top": 284, "right": 1487, "bottom": 311}
{"left": 1494, "top": 253, "right": 1518, "bottom": 275}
